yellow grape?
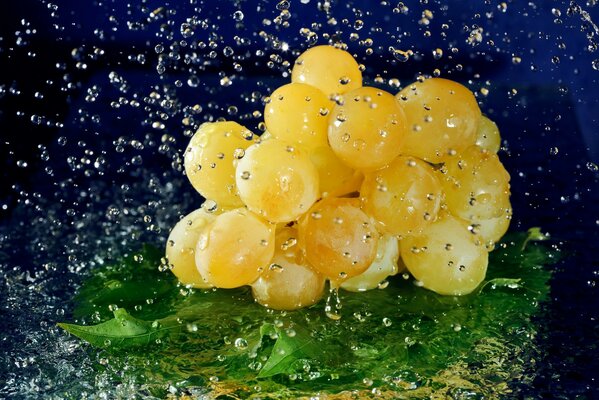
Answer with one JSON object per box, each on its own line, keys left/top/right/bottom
{"left": 184, "top": 121, "right": 255, "bottom": 207}
{"left": 264, "top": 83, "right": 331, "bottom": 151}
{"left": 360, "top": 156, "right": 442, "bottom": 236}
{"left": 236, "top": 139, "right": 319, "bottom": 222}
{"left": 396, "top": 78, "right": 480, "bottom": 163}
{"left": 195, "top": 208, "right": 275, "bottom": 288}
{"left": 251, "top": 227, "right": 325, "bottom": 310}
{"left": 165, "top": 208, "right": 215, "bottom": 288}
{"left": 475, "top": 115, "right": 501, "bottom": 153}
{"left": 298, "top": 197, "right": 379, "bottom": 284}
{"left": 340, "top": 234, "right": 400, "bottom": 292}
{"left": 471, "top": 205, "right": 512, "bottom": 251}
{"left": 400, "top": 214, "right": 488, "bottom": 296}
{"left": 441, "top": 145, "right": 511, "bottom": 220}
{"left": 328, "top": 86, "right": 408, "bottom": 170}
{"left": 310, "top": 145, "right": 363, "bottom": 198}
{"left": 291, "top": 45, "right": 362, "bottom": 98}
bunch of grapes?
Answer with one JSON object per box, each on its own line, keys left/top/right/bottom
{"left": 166, "top": 45, "right": 511, "bottom": 310}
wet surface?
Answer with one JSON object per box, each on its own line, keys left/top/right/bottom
{"left": 1, "top": 1, "right": 599, "bottom": 398}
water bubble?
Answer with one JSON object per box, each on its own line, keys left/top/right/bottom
{"left": 187, "top": 75, "right": 200, "bottom": 88}
{"left": 592, "top": 59, "right": 599, "bottom": 71}
{"left": 234, "top": 338, "right": 248, "bottom": 349}
{"left": 233, "top": 10, "right": 244, "bottom": 21}
{"left": 325, "top": 287, "right": 342, "bottom": 320}
{"left": 389, "top": 46, "right": 411, "bottom": 62}
{"left": 586, "top": 162, "right": 598, "bottom": 172}
{"left": 240, "top": 171, "right": 251, "bottom": 180}
{"left": 276, "top": 0, "right": 290, "bottom": 10}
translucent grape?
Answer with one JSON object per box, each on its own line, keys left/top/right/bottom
{"left": 195, "top": 208, "right": 275, "bottom": 288}
{"left": 298, "top": 198, "right": 379, "bottom": 284}
{"left": 340, "top": 234, "right": 400, "bottom": 292}
{"left": 236, "top": 139, "right": 319, "bottom": 222}
{"left": 291, "top": 45, "right": 362, "bottom": 98}
{"left": 361, "top": 156, "right": 442, "bottom": 236}
{"left": 264, "top": 83, "right": 330, "bottom": 151}
{"left": 472, "top": 205, "right": 512, "bottom": 251}
{"left": 252, "top": 227, "right": 326, "bottom": 310}
{"left": 165, "top": 208, "right": 215, "bottom": 288}
{"left": 400, "top": 214, "right": 488, "bottom": 296}
{"left": 310, "top": 145, "right": 363, "bottom": 198}
{"left": 328, "top": 87, "right": 408, "bottom": 170}
{"left": 184, "top": 121, "right": 255, "bottom": 207}
{"left": 475, "top": 115, "right": 501, "bottom": 153}
{"left": 441, "top": 145, "right": 511, "bottom": 220}
{"left": 396, "top": 78, "right": 480, "bottom": 163}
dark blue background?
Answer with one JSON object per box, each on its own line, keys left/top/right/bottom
{"left": 1, "top": 0, "right": 598, "bottom": 397}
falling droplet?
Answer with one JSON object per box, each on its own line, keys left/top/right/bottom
{"left": 325, "top": 286, "right": 342, "bottom": 320}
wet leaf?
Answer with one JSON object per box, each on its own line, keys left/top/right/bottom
{"left": 58, "top": 308, "right": 180, "bottom": 348}
{"left": 258, "top": 323, "right": 321, "bottom": 378}
{"left": 57, "top": 231, "right": 560, "bottom": 396}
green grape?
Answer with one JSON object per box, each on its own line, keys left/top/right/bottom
{"left": 361, "top": 156, "right": 442, "bottom": 236}
{"left": 264, "top": 83, "right": 331, "bottom": 151}
{"left": 396, "top": 78, "right": 480, "bottom": 163}
{"left": 475, "top": 115, "right": 501, "bottom": 153}
{"left": 236, "top": 139, "right": 319, "bottom": 223}
{"left": 400, "top": 214, "right": 488, "bottom": 296}
{"left": 252, "top": 227, "right": 326, "bottom": 310}
{"left": 441, "top": 145, "right": 511, "bottom": 220}
{"left": 328, "top": 86, "right": 408, "bottom": 170}
{"left": 298, "top": 197, "right": 379, "bottom": 285}
{"left": 165, "top": 207, "right": 215, "bottom": 288}
{"left": 471, "top": 205, "right": 512, "bottom": 251}
{"left": 340, "top": 234, "right": 399, "bottom": 292}
{"left": 195, "top": 208, "right": 275, "bottom": 289}
{"left": 184, "top": 121, "right": 255, "bottom": 207}
{"left": 310, "top": 145, "right": 363, "bottom": 198}
{"left": 291, "top": 45, "right": 362, "bottom": 98}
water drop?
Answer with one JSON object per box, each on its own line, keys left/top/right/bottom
{"left": 234, "top": 338, "right": 248, "bottom": 349}
{"left": 325, "top": 287, "right": 342, "bottom": 320}
{"left": 233, "top": 10, "right": 244, "bottom": 21}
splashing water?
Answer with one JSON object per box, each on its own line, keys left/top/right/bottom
{"left": 1, "top": 0, "right": 599, "bottom": 398}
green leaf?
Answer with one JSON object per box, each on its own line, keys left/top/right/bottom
{"left": 57, "top": 231, "right": 561, "bottom": 397}
{"left": 521, "top": 226, "right": 549, "bottom": 250}
{"left": 258, "top": 323, "right": 321, "bottom": 378}
{"left": 58, "top": 308, "right": 180, "bottom": 348}
{"left": 477, "top": 278, "right": 522, "bottom": 292}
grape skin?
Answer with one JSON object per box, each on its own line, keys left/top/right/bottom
{"left": 328, "top": 87, "right": 408, "bottom": 171}
{"left": 396, "top": 78, "right": 480, "bottom": 163}
{"left": 165, "top": 208, "right": 215, "bottom": 288}
{"left": 400, "top": 214, "right": 488, "bottom": 296}
{"left": 184, "top": 121, "right": 255, "bottom": 207}
{"left": 340, "top": 234, "right": 400, "bottom": 292}
{"left": 264, "top": 83, "right": 331, "bottom": 151}
{"left": 360, "top": 156, "right": 442, "bottom": 237}
{"left": 299, "top": 197, "right": 379, "bottom": 284}
{"left": 441, "top": 145, "right": 511, "bottom": 221}
{"left": 236, "top": 139, "right": 320, "bottom": 223}
{"left": 309, "top": 145, "right": 363, "bottom": 198}
{"left": 291, "top": 45, "right": 362, "bottom": 98}
{"left": 195, "top": 208, "right": 275, "bottom": 289}
{"left": 252, "top": 227, "right": 325, "bottom": 310}
{"left": 476, "top": 115, "right": 501, "bottom": 153}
